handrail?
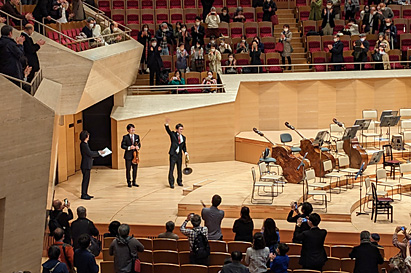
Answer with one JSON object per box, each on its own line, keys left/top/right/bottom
{"left": 129, "top": 83, "right": 226, "bottom": 94}
{"left": 0, "top": 9, "right": 24, "bottom": 30}
{"left": 0, "top": 68, "right": 43, "bottom": 95}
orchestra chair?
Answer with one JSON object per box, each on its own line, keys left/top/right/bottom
{"left": 400, "top": 120, "right": 411, "bottom": 135}
{"left": 177, "top": 239, "right": 190, "bottom": 252}
{"left": 181, "top": 264, "right": 207, "bottom": 273}
{"left": 399, "top": 163, "right": 411, "bottom": 194}
{"left": 362, "top": 110, "right": 380, "bottom": 148}
{"left": 288, "top": 255, "right": 303, "bottom": 270}
{"left": 259, "top": 147, "right": 280, "bottom": 175}
{"left": 153, "top": 263, "right": 180, "bottom": 273}
{"left": 140, "top": 262, "right": 153, "bottom": 273}
{"left": 322, "top": 257, "right": 341, "bottom": 271}
{"left": 153, "top": 250, "right": 179, "bottom": 264}
{"left": 178, "top": 251, "right": 191, "bottom": 264}
{"left": 330, "top": 123, "right": 344, "bottom": 139}
{"left": 227, "top": 241, "right": 252, "bottom": 254}
{"left": 103, "top": 237, "right": 115, "bottom": 248}
{"left": 371, "top": 182, "right": 394, "bottom": 223}
{"left": 330, "top": 245, "right": 353, "bottom": 259}
{"left": 287, "top": 243, "right": 302, "bottom": 255}
{"left": 280, "top": 133, "right": 301, "bottom": 154}
{"left": 100, "top": 261, "right": 115, "bottom": 273}
{"left": 341, "top": 258, "right": 355, "bottom": 273}
{"left": 305, "top": 168, "right": 331, "bottom": 205}
{"left": 375, "top": 168, "right": 401, "bottom": 200}
{"left": 251, "top": 167, "right": 274, "bottom": 204}
{"left": 137, "top": 238, "right": 153, "bottom": 250}
{"left": 208, "top": 240, "right": 227, "bottom": 252}
{"left": 338, "top": 156, "right": 362, "bottom": 189}
{"left": 382, "top": 144, "right": 401, "bottom": 180}
{"left": 364, "top": 178, "right": 387, "bottom": 209}
{"left": 403, "top": 132, "right": 411, "bottom": 160}
{"left": 399, "top": 108, "right": 411, "bottom": 133}
{"left": 209, "top": 252, "right": 230, "bottom": 266}
{"left": 153, "top": 238, "right": 178, "bottom": 251}
{"left": 258, "top": 162, "right": 284, "bottom": 195}
{"left": 323, "top": 160, "right": 347, "bottom": 193}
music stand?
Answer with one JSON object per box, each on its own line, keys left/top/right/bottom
{"left": 354, "top": 119, "right": 371, "bottom": 145}
{"left": 380, "top": 115, "right": 401, "bottom": 145}
{"left": 380, "top": 110, "right": 398, "bottom": 122}
{"left": 313, "top": 131, "right": 328, "bottom": 146}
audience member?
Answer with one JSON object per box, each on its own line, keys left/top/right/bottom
{"left": 101, "top": 22, "right": 122, "bottom": 44}
{"left": 191, "top": 17, "right": 205, "bottom": 46}
{"left": 279, "top": 25, "right": 292, "bottom": 70}
{"left": 51, "top": 0, "right": 70, "bottom": 23}
{"left": 176, "top": 43, "right": 189, "bottom": 74}
{"left": 71, "top": 0, "right": 85, "bottom": 21}
{"left": 221, "top": 251, "right": 249, "bottom": 273}
{"left": 103, "top": 220, "right": 121, "bottom": 238}
{"left": 236, "top": 35, "right": 249, "bottom": 53}
{"left": 352, "top": 33, "right": 369, "bottom": 70}
{"left": 174, "top": 22, "right": 182, "bottom": 38}
{"left": 321, "top": 0, "right": 335, "bottom": 36}
{"left": 269, "top": 243, "right": 290, "bottom": 273}
{"left": 253, "top": 0, "right": 264, "bottom": 7}
{"left": 0, "top": 25, "right": 26, "bottom": 81}
{"left": 220, "top": 7, "right": 230, "bottom": 23}
{"left": 42, "top": 246, "right": 69, "bottom": 273}
{"left": 190, "top": 41, "right": 205, "bottom": 72}
{"left": 177, "top": 24, "right": 191, "bottom": 50}
{"left": 158, "top": 221, "right": 180, "bottom": 239}
{"left": 361, "top": 5, "right": 372, "bottom": 33}
{"left": 202, "top": 71, "right": 217, "bottom": 84}
{"left": 245, "top": 232, "right": 270, "bottom": 273}
{"left": 371, "top": 233, "right": 383, "bottom": 248}
{"left": 250, "top": 40, "right": 262, "bottom": 73}
{"left": 233, "top": 206, "right": 254, "bottom": 242}
{"left": 374, "top": 42, "right": 390, "bottom": 70}
{"left": 32, "top": 0, "right": 53, "bottom": 29}
{"left": 392, "top": 226, "right": 411, "bottom": 260}
{"left": 73, "top": 234, "right": 99, "bottom": 273}
{"left": 329, "top": 34, "right": 343, "bottom": 71}
{"left": 331, "top": 0, "right": 341, "bottom": 19}
{"left": 52, "top": 228, "right": 74, "bottom": 272}
{"left": 287, "top": 202, "right": 312, "bottom": 243}
{"left": 91, "top": 21, "right": 104, "bottom": 47}
{"left": 206, "top": 35, "right": 217, "bottom": 53}
{"left": 208, "top": 43, "right": 222, "bottom": 74}
{"left": 372, "top": 6, "right": 384, "bottom": 34}
{"left": 109, "top": 224, "right": 145, "bottom": 273}
{"left": 262, "top": 0, "right": 277, "bottom": 22}
{"left": 202, "top": 194, "right": 225, "bottom": 240}
{"left": 1, "top": 0, "right": 33, "bottom": 25}
{"left": 253, "top": 36, "right": 264, "bottom": 52}
{"left": 201, "top": 0, "right": 214, "bottom": 21}
{"left": 71, "top": 206, "right": 99, "bottom": 250}
{"left": 380, "top": 2, "right": 393, "bottom": 19}
{"left": 168, "top": 70, "right": 186, "bottom": 93}
{"left": 344, "top": 0, "right": 359, "bottom": 20}
{"left": 180, "top": 213, "right": 210, "bottom": 265}
{"left": 262, "top": 218, "right": 280, "bottom": 254}
{"left": 233, "top": 7, "right": 246, "bottom": 23}
{"left": 205, "top": 6, "right": 220, "bottom": 38}
{"left": 346, "top": 19, "right": 359, "bottom": 35}
{"left": 381, "top": 18, "right": 396, "bottom": 49}
{"left": 81, "top": 17, "right": 95, "bottom": 40}
{"left": 138, "top": 24, "right": 152, "bottom": 73}
{"left": 349, "top": 230, "right": 384, "bottom": 273}
{"left": 147, "top": 38, "right": 163, "bottom": 85}
{"left": 155, "top": 22, "right": 174, "bottom": 56}
{"left": 296, "top": 213, "right": 327, "bottom": 271}
{"left": 21, "top": 24, "right": 45, "bottom": 82}
{"left": 224, "top": 53, "right": 238, "bottom": 74}
{"left": 49, "top": 199, "right": 73, "bottom": 245}
{"left": 219, "top": 37, "right": 232, "bottom": 54}
{"left": 309, "top": 0, "right": 323, "bottom": 21}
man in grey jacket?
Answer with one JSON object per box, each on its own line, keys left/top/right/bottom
{"left": 201, "top": 194, "right": 225, "bottom": 240}
{"left": 109, "top": 224, "right": 144, "bottom": 273}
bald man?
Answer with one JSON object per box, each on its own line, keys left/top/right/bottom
{"left": 21, "top": 23, "right": 45, "bottom": 82}
{"left": 49, "top": 199, "right": 73, "bottom": 244}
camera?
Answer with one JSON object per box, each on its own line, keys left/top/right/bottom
{"left": 64, "top": 198, "right": 68, "bottom": 206}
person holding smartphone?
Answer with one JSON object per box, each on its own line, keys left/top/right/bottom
{"left": 49, "top": 199, "right": 73, "bottom": 245}
{"left": 286, "top": 201, "right": 312, "bottom": 243}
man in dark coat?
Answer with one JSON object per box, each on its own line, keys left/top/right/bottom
{"left": 191, "top": 16, "right": 205, "bottom": 46}
{"left": 21, "top": 24, "right": 45, "bottom": 82}
{"left": 0, "top": 0, "right": 33, "bottom": 25}
{"left": 349, "top": 230, "right": 384, "bottom": 273}
{"left": 0, "top": 25, "right": 25, "bottom": 80}
{"left": 33, "top": 0, "right": 53, "bottom": 32}
{"left": 147, "top": 38, "right": 163, "bottom": 85}
{"left": 321, "top": 0, "right": 335, "bottom": 35}
{"left": 352, "top": 33, "right": 369, "bottom": 70}
{"left": 201, "top": 0, "right": 214, "bottom": 21}
{"left": 329, "top": 34, "right": 344, "bottom": 71}
{"left": 71, "top": 206, "right": 99, "bottom": 249}
{"left": 295, "top": 213, "right": 328, "bottom": 271}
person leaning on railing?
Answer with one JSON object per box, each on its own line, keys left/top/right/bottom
{"left": 101, "top": 22, "right": 123, "bottom": 44}
{"left": 0, "top": 0, "right": 34, "bottom": 25}
{"left": 168, "top": 70, "right": 186, "bottom": 94}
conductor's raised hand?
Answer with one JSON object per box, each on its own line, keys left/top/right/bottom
{"left": 165, "top": 117, "right": 171, "bottom": 124}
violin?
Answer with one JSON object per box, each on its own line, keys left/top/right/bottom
{"left": 253, "top": 128, "right": 306, "bottom": 183}
{"left": 132, "top": 142, "right": 139, "bottom": 165}
{"left": 285, "top": 122, "right": 336, "bottom": 177}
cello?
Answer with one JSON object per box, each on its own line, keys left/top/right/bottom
{"left": 332, "top": 118, "right": 368, "bottom": 170}
{"left": 285, "top": 122, "right": 336, "bottom": 177}
{"left": 253, "top": 128, "right": 307, "bottom": 183}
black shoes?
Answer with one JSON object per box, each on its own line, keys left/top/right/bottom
{"left": 132, "top": 182, "right": 139, "bottom": 187}
{"left": 128, "top": 182, "right": 139, "bottom": 187}
{"left": 170, "top": 185, "right": 175, "bottom": 189}
{"left": 177, "top": 183, "right": 183, "bottom": 187}
{"left": 81, "top": 195, "right": 91, "bottom": 200}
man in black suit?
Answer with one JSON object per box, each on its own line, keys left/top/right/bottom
{"left": 79, "top": 130, "right": 102, "bottom": 200}
{"left": 296, "top": 213, "right": 327, "bottom": 271}
{"left": 349, "top": 230, "right": 384, "bottom": 273}
{"left": 32, "top": 0, "right": 53, "bottom": 33}
{"left": 328, "top": 34, "right": 344, "bottom": 71}
{"left": 352, "top": 33, "right": 369, "bottom": 70}
{"left": 147, "top": 38, "right": 163, "bottom": 86}
{"left": 21, "top": 24, "right": 45, "bottom": 82}
{"left": 121, "top": 124, "right": 141, "bottom": 188}
{"left": 191, "top": 16, "right": 205, "bottom": 46}
{"left": 165, "top": 118, "right": 189, "bottom": 189}
{"left": 321, "top": 1, "right": 335, "bottom": 35}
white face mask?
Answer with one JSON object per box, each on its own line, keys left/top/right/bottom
{"left": 197, "top": 44, "right": 201, "bottom": 48}
{"left": 360, "top": 38, "right": 365, "bottom": 41}
{"left": 211, "top": 48, "right": 216, "bottom": 52}
{"left": 223, "top": 12, "right": 227, "bottom": 15}
{"left": 182, "top": 28, "right": 186, "bottom": 32}
{"left": 283, "top": 28, "right": 288, "bottom": 32}
{"left": 208, "top": 74, "right": 212, "bottom": 78}
{"left": 221, "top": 42, "right": 225, "bottom": 45}
{"left": 229, "top": 57, "right": 233, "bottom": 61}
{"left": 144, "top": 27, "right": 148, "bottom": 31}
{"left": 242, "top": 39, "right": 246, "bottom": 43}
{"left": 196, "top": 22, "right": 200, "bottom": 26}
{"left": 327, "top": 4, "right": 332, "bottom": 8}
{"left": 386, "top": 23, "right": 391, "bottom": 26}
{"left": 162, "top": 28, "right": 167, "bottom": 32}
{"left": 89, "top": 23, "right": 95, "bottom": 28}
{"left": 334, "top": 38, "right": 338, "bottom": 42}
{"left": 152, "top": 42, "right": 157, "bottom": 47}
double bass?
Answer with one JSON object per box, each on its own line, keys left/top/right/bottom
{"left": 285, "top": 122, "right": 336, "bottom": 177}
{"left": 253, "top": 128, "right": 307, "bottom": 183}
{"left": 333, "top": 118, "right": 368, "bottom": 170}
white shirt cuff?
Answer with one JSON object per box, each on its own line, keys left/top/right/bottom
{"left": 128, "top": 146, "right": 131, "bottom": 150}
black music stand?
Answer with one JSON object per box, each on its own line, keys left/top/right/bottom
{"left": 355, "top": 162, "right": 367, "bottom": 216}
{"left": 354, "top": 119, "right": 371, "bottom": 145}
{"left": 380, "top": 115, "right": 401, "bottom": 146}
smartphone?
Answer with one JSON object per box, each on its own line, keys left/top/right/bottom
{"left": 64, "top": 198, "right": 68, "bottom": 206}
{"left": 401, "top": 226, "right": 405, "bottom": 231}
{"left": 190, "top": 213, "right": 194, "bottom": 218}
{"left": 294, "top": 202, "right": 298, "bottom": 210}
{"left": 301, "top": 218, "right": 307, "bottom": 223}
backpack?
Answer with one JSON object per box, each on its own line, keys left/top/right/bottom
{"left": 192, "top": 229, "right": 210, "bottom": 259}
{"left": 49, "top": 211, "right": 63, "bottom": 235}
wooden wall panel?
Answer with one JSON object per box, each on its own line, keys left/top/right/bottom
{"left": 297, "top": 81, "right": 319, "bottom": 129}
{"left": 74, "top": 113, "right": 83, "bottom": 171}
{"left": 234, "top": 82, "right": 260, "bottom": 133}
{"left": 65, "top": 115, "right": 75, "bottom": 176}
{"left": 336, "top": 80, "right": 357, "bottom": 123}
{"left": 57, "top": 116, "right": 68, "bottom": 182}
{"left": 354, "top": 79, "right": 375, "bottom": 119}
{"left": 277, "top": 81, "right": 299, "bottom": 131}
{"left": 317, "top": 81, "right": 337, "bottom": 128}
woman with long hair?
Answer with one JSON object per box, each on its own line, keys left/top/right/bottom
{"left": 245, "top": 232, "right": 270, "bottom": 273}
{"left": 262, "top": 218, "right": 280, "bottom": 254}
{"left": 233, "top": 206, "right": 254, "bottom": 242}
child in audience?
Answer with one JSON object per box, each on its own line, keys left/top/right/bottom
{"left": 269, "top": 243, "right": 290, "bottom": 273}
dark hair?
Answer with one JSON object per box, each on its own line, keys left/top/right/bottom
{"left": 181, "top": 24, "right": 187, "bottom": 29}
{"left": 195, "top": 16, "right": 201, "bottom": 21}
{"left": 309, "top": 213, "right": 321, "bottom": 226}
{"left": 166, "top": 221, "right": 175, "bottom": 232}
{"left": 175, "top": 123, "right": 184, "bottom": 130}
{"left": 263, "top": 218, "right": 278, "bottom": 247}
{"left": 1, "top": 25, "right": 13, "bottom": 36}
{"left": 108, "top": 221, "right": 121, "bottom": 236}
{"left": 109, "top": 22, "right": 116, "bottom": 33}
{"left": 278, "top": 243, "right": 289, "bottom": 256}
{"left": 79, "top": 130, "right": 89, "bottom": 141}
{"left": 360, "top": 230, "right": 371, "bottom": 241}
{"left": 24, "top": 24, "right": 34, "bottom": 31}
{"left": 210, "top": 43, "right": 216, "bottom": 48}
{"left": 283, "top": 24, "right": 290, "bottom": 28}
{"left": 301, "top": 202, "right": 313, "bottom": 215}
{"left": 240, "top": 206, "right": 252, "bottom": 223}
{"left": 53, "top": 228, "right": 64, "bottom": 241}
{"left": 174, "top": 70, "right": 181, "bottom": 77}
{"left": 141, "top": 24, "right": 149, "bottom": 30}
{"left": 223, "top": 257, "right": 232, "bottom": 264}
{"left": 179, "top": 42, "right": 185, "bottom": 47}
{"left": 371, "top": 233, "right": 380, "bottom": 242}
{"left": 126, "top": 124, "right": 135, "bottom": 131}
{"left": 228, "top": 53, "right": 234, "bottom": 58}
{"left": 253, "top": 232, "right": 266, "bottom": 250}
{"left": 78, "top": 234, "right": 91, "bottom": 249}
{"left": 190, "top": 214, "right": 201, "bottom": 227}
{"left": 222, "top": 6, "right": 228, "bottom": 11}
{"left": 48, "top": 245, "right": 61, "bottom": 260}
{"left": 176, "top": 22, "right": 182, "bottom": 27}
{"left": 212, "top": 194, "right": 222, "bottom": 207}
{"left": 231, "top": 251, "right": 242, "bottom": 261}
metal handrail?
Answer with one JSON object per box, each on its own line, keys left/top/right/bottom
{"left": 129, "top": 83, "right": 226, "bottom": 94}
{"left": 0, "top": 9, "right": 24, "bottom": 30}
{"left": 0, "top": 68, "right": 43, "bottom": 95}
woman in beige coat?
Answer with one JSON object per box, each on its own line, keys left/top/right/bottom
{"left": 208, "top": 43, "right": 222, "bottom": 75}
{"left": 279, "top": 24, "right": 292, "bottom": 70}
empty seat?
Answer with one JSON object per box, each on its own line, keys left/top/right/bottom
{"left": 266, "top": 52, "right": 283, "bottom": 73}
{"left": 259, "top": 21, "right": 272, "bottom": 37}
{"left": 312, "top": 51, "right": 327, "bottom": 72}
{"left": 153, "top": 263, "right": 180, "bottom": 273}
{"left": 227, "top": 241, "right": 252, "bottom": 254}
{"left": 112, "top": 0, "right": 124, "bottom": 9}
{"left": 184, "top": 8, "right": 199, "bottom": 23}
{"left": 322, "top": 257, "right": 341, "bottom": 271}
{"left": 230, "top": 22, "right": 244, "bottom": 38}
{"left": 209, "top": 240, "right": 227, "bottom": 252}
{"left": 307, "top": 36, "right": 322, "bottom": 53}
{"left": 141, "top": 9, "right": 154, "bottom": 24}
{"left": 244, "top": 21, "right": 258, "bottom": 37}
{"left": 141, "top": 0, "right": 154, "bottom": 9}
{"left": 155, "top": 0, "right": 168, "bottom": 8}
{"left": 100, "top": 261, "right": 115, "bottom": 273}
{"left": 208, "top": 265, "right": 223, "bottom": 273}
{"left": 126, "top": 0, "right": 139, "bottom": 9}
{"left": 156, "top": 9, "right": 170, "bottom": 25}
{"left": 140, "top": 262, "right": 153, "bottom": 273}
{"left": 126, "top": 9, "right": 140, "bottom": 24}
{"left": 112, "top": 10, "right": 125, "bottom": 25}
{"left": 139, "top": 250, "right": 153, "bottom": 263}
{"left": 170, "top": 0, "right": 182, "bottom": 8}
{"left": 153, "top": 250, "right": 179, "bottom": 264}
{"left": 178, "top": 251, "right": 191, "bottom": 264}
{"left": 177, "top": 239, "right": 190, "bottom": 252}
{"left": 181, "top": 264, "right": 208, "bottom": 273}
{"left": 209, "top": 252, "right": 230, "bottom": 265}
{"left": 170, "top": 9, "right": 184, "bottom": 24}
{"left": 103, "top": 237, "right": 115, "bottom": 248}
{"left": 331, "top": 245, "right": 353, "bottom": 258}
{"left": 153, "top": 238, "right": 178, "bottom": 251}
{"left": 288, "top": 255, "right": 302, "bottom": 270}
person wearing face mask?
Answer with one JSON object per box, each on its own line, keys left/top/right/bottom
{"left": 147, "top": 38, "right": 163, "bottom": 85}
{"left": 206, "top": 35, "right": 217, "bottom": 54}
{"left": 250, "top": 40, "right": 262, "bottom": 73}
{"left": 176, "top": 43, "right": 189, "bottom": 75}
{"left": 331, "top": 0, "right": 341, "bottom": 19}
{"left": 191, "top": 16, "right": 205, "bottom": 46}
{"left": 381, "top": 18, "right": 397, "bottom": 48}
{"left": 219, "top": 37, "right": 232, "bottom": 54}
{"left": 309, "top": 0, "right": 322, "bottom": 21}
{"left": 361, "top": 5, "right": 373, "bottom": 33}
{"left": 233, "top": 6, "right": 246, "bottom": 23}
{"left": 177, "top": 24, "right": 192, "bottom": 50}
{"left": 344, "top": 0, "right": 359, "bottom": 21}
{"left": 352, "top": 33, "right": 369, "bottom": 70}
{"left": 225, "top": 53, "right": 238, "bottom": 74}
{"left": 174, "top": 22, "right": 182, "bottom": 39}
{"left": 91, "top": 20, "right": 104, "bottom": 47}
{"left": 155, "top": 22, "right": 174, "bottom": 56}
{"left": 263, "top": 0, "right": 277, "bottom": 22}
{"left": 279, "top": 25, "right": 292, "bottom": 70}
{"left": 168, "top": 70, "right": 186, "bottom": 94}
{"left": 208, "top": 44, "right": 222, "bottom": 75}
{"left": 321, "top": 0, "right": 335, "bottom": 36}
{"left": 205, "top": 7, "right": 221, "bottom": 37}
{"left": 81, "top": 17, "right": 96, "bottom": 41}
{"left": 380, "top": 3, "right": 393, "bottom": 19}
{"left": 202, "top": 71, "right": 217, "bottom": 84}
{"left": 138, "top": 24, "right": 152, "bottom": 74}
{"left": 220, "top": 7, "right": 230, "bottom": 23}
{"left": 190, "top": 42, "right": 204, "bottom": 72}
{"left": 237, "top": 36, "right": 249, "bottom": 54}
{"left": 372, "top": 6, "right": 384, "bottom": 34}
{"left": 373, "top": 44, "right": 390, "bottom": 70}
{"left": 328, "top": 34, "right": 343, "bottom": 71}
{"left": 101, "top": 22, "right": 123, "bottom": 44}
{"left": 253, "top": 36, "right": 264, "bottom": 52}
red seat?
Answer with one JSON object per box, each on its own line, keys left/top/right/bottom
{"left": 170, "top": 9, "right": 183, "bottom": 24}
{"left": 127, "top": 13, "right": 140, "bottom": 24}
{"left": 214, "top": 0, "right": 224, "bottom": 7}
{"left": 98, "top": 0, "right": 111, "bottom": 16}
{"left": 141, "top": 11, "right": 154, "bottom": 24}
{"left": 256, "top": 8, "right": 263, "bottom": 22}
{"left": 141, "top": 0, "right": 153, "bottom": 9}
{"left": 313, "top": 56, "right": 326, "bottom": 71}
{"left": 230, "top": 22, "right": 244, "bottom": 38}
{"left": 112, "top": 13, "right": 125, "bottom": 25}
{"left": 156, "top": 0, "right": 168, "bottom": 8}
{"left": 130, "top": 28, "right": 139, "bottom": 39}
{"left": 262, "top": 39, "right": 276, "bottom": 53}
{"left": 226, "top": 0, "right": 238, "bottom": 7}
{"left": 296, "top": 0, "right": 307, "bottom": 6}
{"left": 308, "top": 41, "right": 321, "bottom": 52}
{"left": 170, "top": 0, "right": 182, "bottom": 9}
{"left": 184, "top": 9, "right": 198, "bottom": 23}
{"left": 401, "top": 39, "right": 411, "bottom": 51}
{"left": 341, "top": 39, "right": 350, "bottom": 50}
{"left": 186, "top": 78, "right": 201, "bottom": 93}
{"left": 239, "top": 0, "right": 251, "bottom": 6}
{"left": 259, "top": 22, "right": 272, "bottom": 37}
{"left": 322, "top": 36, "right": 333, "bottom": 52}
{"left": 266, "top": 52, "right": 283, "bottom": 73}
{"left": 389, "top": 53, "right": 404, "bottom": 69}
{"left": 344, "top": 56, "right": 355, "bottom": 70}
{"left": 300, "top": 10, "right": 310, "bottom": 21}
{"left": 112, "top": 0, "right": 124, "bottom": 9}
{"left": 403, "top": 7, "right": 411, "bottom": 19}
{"left": 220, "top": 22, "right": 229, "bottom": 36}
{"left": 126, "top": 0, "right": 138, "bottom": 9}
{"left": 156, "top": 9, "right": 169, "bottom": 25}
{"left": 245, "top": 23, "right": 258, "bottom": 37}
{"left": 184, "top": 0, "right": 197, "bottom": 8}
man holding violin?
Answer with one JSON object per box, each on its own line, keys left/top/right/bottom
{"left": 121, "top": 124, "right": 141, "bottom": 188}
